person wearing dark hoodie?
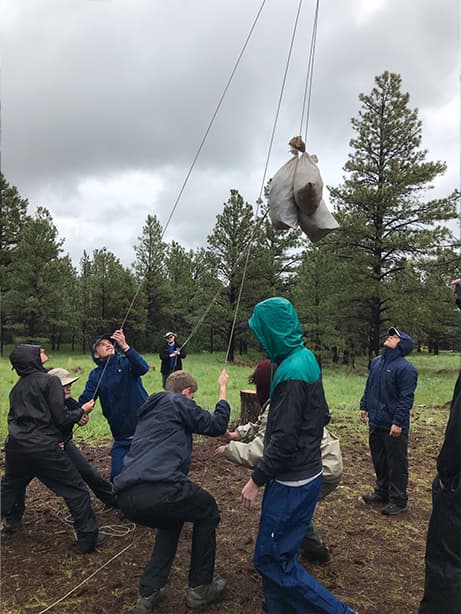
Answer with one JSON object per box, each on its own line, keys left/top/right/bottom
{"left": 359, "top": 326, "right": 418, "bottom": 515}
{"left": 79, "top": 329, "right": 149, "bottom": 480}
{"left": 240, "top": 297, "right": 356, "bottom": 614}
{"left": 159, "top": 331, "right": 187, "bottom": 388}
{"left": 0, "top": 344, "right": 100, "bottom": 554}
{"left": 114, "top": 369, "right": 230, "bottom": 613}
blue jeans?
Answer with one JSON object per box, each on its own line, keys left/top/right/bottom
{"left": 111, "top": 439, "right": 132, "bottom": 481}
{"left": 254, "top": 477, "right": 355, "bottom": 614}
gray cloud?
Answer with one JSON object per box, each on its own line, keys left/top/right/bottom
{"left": 1, "top": 0, "right": 458, "bottom": 265}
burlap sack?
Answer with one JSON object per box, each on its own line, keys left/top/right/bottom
{"left": 293, "top": 152, "right": 323, "bottom": 216}
{"left": 298, "top": 198, "right": 339, "bottom": 242}
{"left": 268, "top": 155, "right": 299, "bottom": 230}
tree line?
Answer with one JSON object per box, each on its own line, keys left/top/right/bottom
{"left": 1, "top": 72, "right": 459, "bottom": 362}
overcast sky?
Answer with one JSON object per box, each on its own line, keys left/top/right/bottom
{"left": 1, "top": 0, "right": 459, "bottom": 267}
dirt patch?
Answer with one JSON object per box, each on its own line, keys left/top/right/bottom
{"left": 1, "top": 425, "right": 440, "bottom": 614}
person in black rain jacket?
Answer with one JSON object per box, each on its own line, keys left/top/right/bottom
{"left": 0, "top": 344, "right": 100, "bottom": 553}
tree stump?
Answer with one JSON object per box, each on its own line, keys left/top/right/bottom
{"left": 239, "top": 389, "right": 262, "bottom": 424}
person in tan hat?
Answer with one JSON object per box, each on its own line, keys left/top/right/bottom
{"left": 48, "top": 368, "right": 118, "bottom": 509}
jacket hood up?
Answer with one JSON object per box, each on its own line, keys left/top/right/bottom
{"left": 384, "top": 330, "right": 415, "bottom": 360}
{"left": 395, "top": 331, "right": 415, "bottom": 357}
{"left": 9, "top": 344, "right": 46, "bottom": 376}
{"left": 248, "top": 297, "right": 304, "bottom": 364}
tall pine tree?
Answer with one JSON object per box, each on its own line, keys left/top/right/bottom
{"left": 330, "top": 71, "right": 458, "bottom": 360}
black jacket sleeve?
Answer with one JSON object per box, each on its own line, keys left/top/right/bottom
{"left": 47, "top": 377, "right": 84, "bottom": 432}
{"left": 252, "top": 380, "right": 307, "bottom": 486}
{"left": 437, "top": 373, "right": 461, "bottom": 483}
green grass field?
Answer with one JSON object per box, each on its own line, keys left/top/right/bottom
{"left": 0, "top": 350, "right": 458, "bottom": 443}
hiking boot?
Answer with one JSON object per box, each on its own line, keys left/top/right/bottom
{"left": 1, "top": 518, "right": 21, "bottom": 534}
{"left": 135, "top": 588, "right": 166, "bottom": 613}
{"left": 381, "top": 503, "right": 408, "bottom": 516}
{"left": 186, "top": 578, "right": 227, "bottom": 609}
{"left": 76, "top": 530, "right": 105, "bottom": 554}
{"left": 301, "top": 542, "right": 331, "bottom": 564}
{"left": 362, "top": 491, "right": 387, "bottom": 505}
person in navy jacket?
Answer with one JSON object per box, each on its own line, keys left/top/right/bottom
{"left": 114, "top": 369, "right": 230, "bottom": 611}
{"left": 359, "top": 326, "right": 418, "bottom": 515}
{"left": 79, "top": 329, "right": 149, "bottom": 480}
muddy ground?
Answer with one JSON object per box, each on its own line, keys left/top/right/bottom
{"left": 1, "top": 418, "right": 444, "bottom": 614}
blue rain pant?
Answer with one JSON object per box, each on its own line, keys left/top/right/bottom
{"left": 254, "top": 477, "right": 355, "bottom": 614}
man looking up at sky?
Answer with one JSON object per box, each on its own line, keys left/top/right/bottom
{"left": 79, "top": 329, "right": 149, "bottom": 480}
{"left": 360, "top": 327, "right": 418, "bottom": 515}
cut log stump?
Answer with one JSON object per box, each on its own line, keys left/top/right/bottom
{"left": 239, "top": 389, "right": 262, "bottom": 424}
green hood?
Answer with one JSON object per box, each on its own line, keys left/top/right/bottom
{"left": 248, "top": 297, "right": 320, "bottom": 389}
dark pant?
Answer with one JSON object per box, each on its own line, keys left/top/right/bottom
{"left": 1, "top": 445, "right": 98, "bottom": 552}
{"left": 302, "top": 476, "right": 341, "bottom": 551}
{"left": 64, "top": 440, "right": 117, "bottom": 507}
{"left": 419, "top": 475, "right": 461, "bottom": 614}
{"left": 110, "top": 439, "right": 132, "bottom": 481}
{"left": 369, "top": 426, "right": 408, "bottom": 506}
{"left": 118, "top": 480, "right": 220, "bottom": 596}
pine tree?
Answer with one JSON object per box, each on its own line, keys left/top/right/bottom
{"left": 133, "top": 214, "right": 170, "bottom": 346}
{"left": 78, "top": 248, "right": 143, "bottom": 348}
{"left": 5, "top": 207, "right": 64, "bottom": 339}
{"left": 0, "top": 175, "right": 29, "bottom": 352}
{"left": 206, "top": 189, "right": 261, "bottom": 361}
{"left": 330, "top": 71, "right": 458, "bottom": 360}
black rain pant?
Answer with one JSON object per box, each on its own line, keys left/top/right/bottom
{"left": 369, "top": 426, "right": 408, "bottom": 507}
{"left": 1, "top": 445, "right": 99, "bottom": 553}
{"left": 419, "top": 475, "right": 461, "bottom": 614}
{"left": 118, "top": 480, "right": 220, "bottom": 596}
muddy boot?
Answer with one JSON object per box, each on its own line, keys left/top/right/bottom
{"left": 186, "top": 578, "right": 227, "bottom": 609}
{"left": 1, "top": 517, "right": 21, "bottom": 534}
{"left": 135, "top": 588, "right": 166, "bottom": 613}
{"left": 76, "top": 530, "right": 104, "bottom": 554}
{"left": 362, "top": 491, "right": 387, "bottom": 504}
{"left": 301, "top": 541, "right": 331, "bottom": 564}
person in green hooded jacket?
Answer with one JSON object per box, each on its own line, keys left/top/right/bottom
{"left": 240, "top": 297, "right": 356, "bottom": 614}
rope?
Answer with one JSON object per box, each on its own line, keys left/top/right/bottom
{"left": 178, "top": 212, "right": 267, "bottom": 354}
{"left": 49, "top": 502, "right": 137, "bottom": 537}
{"left": 90, "top": 342, "right": 115, "bottom": 400}
{"left": 36, "top": 538, "right": 141, "bottom": 614}
{"left": 119, "top": 0, "right": 267, "bottom": 331}
{"left": 299, "top": 0, "right": 320, "bottom": 144}
{"left": 100, "top": 0, "right": 321, "bottom": 367}
{"left": 224, "top": 0, "right": 305, "bottom": 362}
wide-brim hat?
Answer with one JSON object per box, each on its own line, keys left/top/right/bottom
{"left": 48, "top": 367, "right": 79, "bottom": 386}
